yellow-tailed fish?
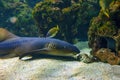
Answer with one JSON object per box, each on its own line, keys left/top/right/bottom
{"left": 103, "top": 10, "right": 110, "bottom": 18}
{"left": 46, "top": 25, "right": 59, "bottom": 37}
{"left": 99, "top": 0, "right": 113, "bottom": 18}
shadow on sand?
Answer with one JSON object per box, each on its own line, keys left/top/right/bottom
{"left": 22, "top": 54, "right": 78, "bottom": 61}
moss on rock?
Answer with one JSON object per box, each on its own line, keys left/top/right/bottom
{"left": 0, "top": 0, "right": 39, "bottom": 37}
{"left": 88, "top": 0, "right": 120, "bottom": 65}
{"left": 33, "top": 0, "right": 99, "bottom": 43}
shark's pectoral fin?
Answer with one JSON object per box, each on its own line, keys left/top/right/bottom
{"left": 19, "top": 48, "right": 50, "bottom": 60}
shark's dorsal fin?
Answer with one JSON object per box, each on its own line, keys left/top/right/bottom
{"left": 0, "top": 28, "right": 19, "bottom": 41}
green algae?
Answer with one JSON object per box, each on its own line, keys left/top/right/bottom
{"left": 88, "top": 0, "right": 120, "bottom": 64}
{"left": 0, "top": 0, "right": 39, "bottom": 36}
{"left": 33, "top": 0, "right": 99, "bottom": 43}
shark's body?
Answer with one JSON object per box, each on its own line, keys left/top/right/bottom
{"left": 0, "top": 28, "right": 80, "bottom": 59}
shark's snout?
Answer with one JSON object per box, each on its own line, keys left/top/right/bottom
{"left": 72, "top": 45, "right": 80, "bottom": 53}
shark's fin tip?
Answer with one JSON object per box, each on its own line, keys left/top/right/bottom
{"left": 0, "top": 28, "right": 19, "bottom": 41}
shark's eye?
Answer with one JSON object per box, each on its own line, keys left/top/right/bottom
{"left": 45, "top": 42, "right": 56, "bottom": 49}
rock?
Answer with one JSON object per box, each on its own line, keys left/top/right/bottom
{"left": 88, "top": 0, "right": 120, "bottom": 64}
{"left": 94, "top": 48, "right": 120, "bottom": 65}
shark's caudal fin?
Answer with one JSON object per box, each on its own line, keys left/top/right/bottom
{"left": 0, "top": 28, "right": 19, "bottom": 41}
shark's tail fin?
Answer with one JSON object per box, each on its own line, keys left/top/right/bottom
{"left": 0, "top": 28, "right": 19, "bottom": 41}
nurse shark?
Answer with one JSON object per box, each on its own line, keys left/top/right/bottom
{"left": 0, "top": 28, "right": 80, "bottom": 60}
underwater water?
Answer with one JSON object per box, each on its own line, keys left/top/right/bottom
{"left": 0, "top": 0, "right": 120, "bottom": 80}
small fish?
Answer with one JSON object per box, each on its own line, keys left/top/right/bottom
{"left": 46, "top": 25, "right": 59, "bottom": 38}
{"left": 99, "top": 0, "right": 113, "bottom": 18}
{"left": 103, "top": 9, "right": 110, "bottom": 18}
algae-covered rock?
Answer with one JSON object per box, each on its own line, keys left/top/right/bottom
{"left": 26, "top": 0, "right": 41, "bottom": 7}
{"left": 32, "top": 0, "right": 99, "bottom": 43}
{"left": 99, "top": 0, "right": 114, "bottom": 18}
{"left": 88, "top": 0, "right": 120, "bottom": 65}
{"left": 0, "top": 0, "right": 39, "bottom": 37}
{"left": 94, "top": 48, "right": 120, "bottom": 65}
